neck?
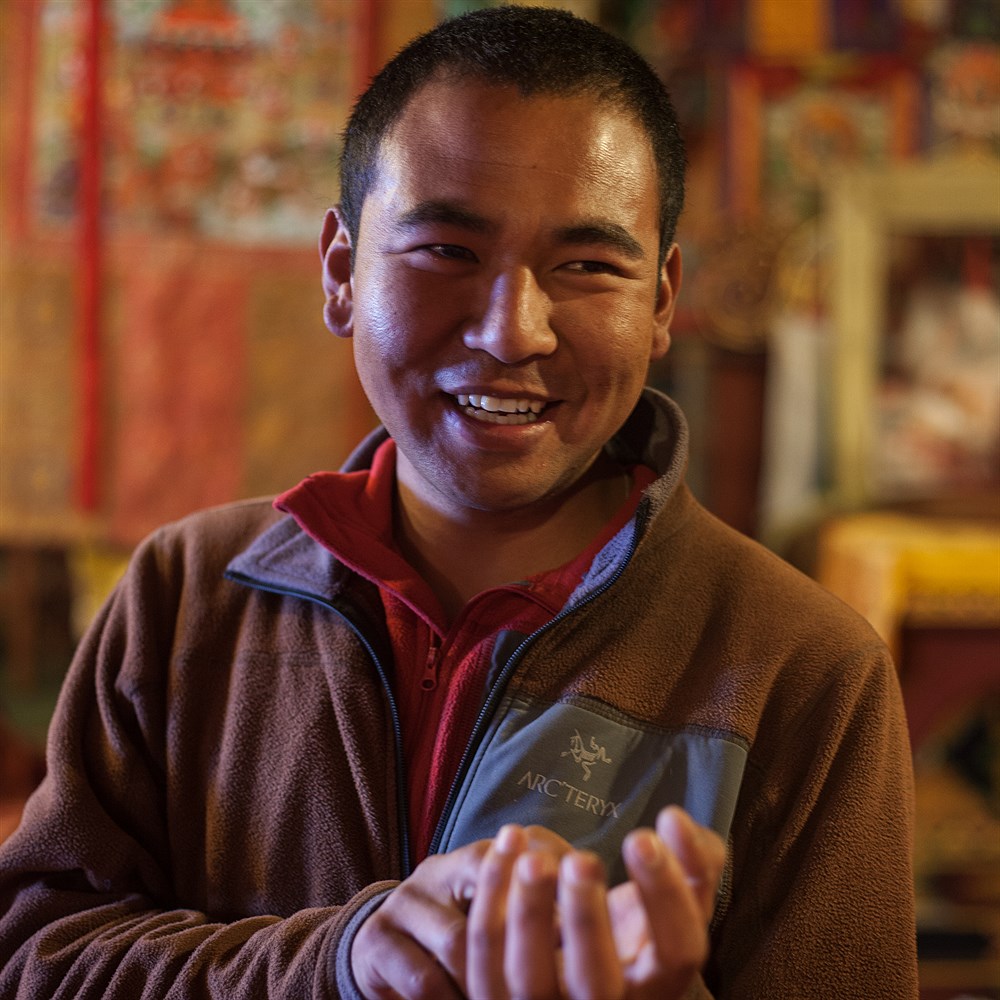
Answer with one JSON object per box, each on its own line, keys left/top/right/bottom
{"left": 393, "top": 456, "right": 630, "bottom": 625}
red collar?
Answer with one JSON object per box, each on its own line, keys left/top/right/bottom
{"left": 275, "top": 437, "right": 654, "bottom": 633}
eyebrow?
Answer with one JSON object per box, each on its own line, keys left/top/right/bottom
{"left": 395, "top": 200, "right": 497, "bottom": 235}
{"left": 554, "top": 222, "right": 646, "bottom": 261}
{"left": 395, "top": 201, "right": 647, "bottom": 260}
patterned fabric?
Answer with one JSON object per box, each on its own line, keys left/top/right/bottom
{"left": 2, "top": 0, "right": 370, "bottom": 545}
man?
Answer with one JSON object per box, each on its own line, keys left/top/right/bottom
{"left": 0, "top": 6, "right": 917, "bottom": 999}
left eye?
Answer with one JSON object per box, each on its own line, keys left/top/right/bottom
{"left": 564, "top": 260, "right": 617, "bottom": 274}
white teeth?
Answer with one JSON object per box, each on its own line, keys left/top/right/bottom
{"left": 456, "top": 393, "right": 545, "bottom": 414}
{"left": 454, "top": 393, "right": 546, "bottom": 424}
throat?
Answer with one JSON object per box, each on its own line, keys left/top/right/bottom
{"left": 392, "top": 459, "right": 633, "bottom": 625}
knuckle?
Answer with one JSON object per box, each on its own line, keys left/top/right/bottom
{"left": 402, "top": 964, "right": 442, "bottom": 1000}
{"left": 469, "top": 838, "right": 492, "bottom": 858}
{"left": 523, "top": 824, "right": 561, "bottom": 845}
{"left": 639, "top": 947, "right": 706, "bottom": 999}
{"left": 437, "top": 915, "right": 466, "bottom": 968}
{"left": 357, "top": 907, "right": 389, "bottom": 943}
{"left": 466, "top": 915, "right": 502, "bottom": 953}
{"left": 709, "top": 836, "right": 727, "bottom": 872}
{"left": 414, "top": 853, "right": 443, "bottom": 880}
{"left": 700, "top": 827, "right": 727, "bottom": 864}
{"left": 562, "top": 907, "right": 603, "bottom": 937}
{"left": 478, "top": 855, "right": 511, "bottom": 893}
{"left": 673, "top": 928, "right": 709, "bottom": 972}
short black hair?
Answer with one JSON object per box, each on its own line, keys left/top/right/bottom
{"left": 339, "top": 5, "right": 685, "bottom": 267}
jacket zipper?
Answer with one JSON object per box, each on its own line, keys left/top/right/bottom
{"left": 426, "top": 506, "right": 649, "bottom": 856}
{"left": 223, "top": 572, "right": 414, "bottom": 877}
{"left": 421, "top": 635, "right": 440, "bottom": 691}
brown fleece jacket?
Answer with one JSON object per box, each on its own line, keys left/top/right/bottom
{"left": 0, "top": 390, "right": 917, "bottom": 998}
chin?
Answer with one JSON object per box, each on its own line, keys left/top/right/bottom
{"left": 449, "top": 476, "right": 581, "bottom": 518}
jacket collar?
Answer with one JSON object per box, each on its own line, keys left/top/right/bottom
{"left": 227, "top": 388, "right": 689, "bottom": 605}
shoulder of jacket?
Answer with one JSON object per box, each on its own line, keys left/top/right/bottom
{"left": 124, "top": 498, "right": 290, "bottom": 583}
{"left": 641, "top": 495, "right": 890, "bottom": 660}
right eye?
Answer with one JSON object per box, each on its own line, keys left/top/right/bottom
{"left": 419, "top": 244, "right": 478, "bottom": 262}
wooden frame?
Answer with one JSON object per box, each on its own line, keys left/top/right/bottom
{"left": 826, "top": 156, "right": 1000, "bottom": 508}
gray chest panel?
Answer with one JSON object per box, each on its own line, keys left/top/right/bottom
{"left": 436, "top": 693, "right": 747, "bottom": 884}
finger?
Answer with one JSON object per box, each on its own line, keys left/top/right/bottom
{"left": 412, "top": 842, "right": 491, "bottom": 988}
{"left": 467, "top": 824, "right": 525, "bottom": 1000}
{"left": 605, "top": 880, "right": 647, "bottom": 964}
{"left": 353, "top": 923, "right": 465, "bottom": 1000}
{"left": 353, "top": 840, "right": 490, "bottom": 998}
{"left": 656, "top": 807, "right": 726, "bottom": 921}
{"left": 558, "top": 851, "right": 624, "bottom": 1000}
{"left": 620, "top": 826, "right": 707, "bottom": 988}
{"left": 505, "top": 850, "right": 561, "bottom": 998}
{"left": 523, "top": 824, "right": 573, "bottom": 858}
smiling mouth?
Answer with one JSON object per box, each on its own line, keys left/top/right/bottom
{"left": 454, "top": 393, "right": 547, "bottom": 425}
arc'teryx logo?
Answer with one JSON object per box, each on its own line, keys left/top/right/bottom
{"left": 561, "top": 729, "right": 612, "bottom": 782}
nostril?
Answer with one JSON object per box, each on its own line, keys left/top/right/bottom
{"left": 462, "top": 322, "right": 558, "bottom": 363}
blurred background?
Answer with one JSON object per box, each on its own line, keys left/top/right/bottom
{"left": 0, "top": 0, "right": 998, "bottom": 995}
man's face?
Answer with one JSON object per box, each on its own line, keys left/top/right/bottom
{"left": 323, "top": 79, "right": 678, "bottom": 521}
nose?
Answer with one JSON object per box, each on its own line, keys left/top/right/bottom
{"left": 463, "top": 268, "right": 557, "bottom": 363}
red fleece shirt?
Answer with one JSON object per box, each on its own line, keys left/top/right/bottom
{"left": 277, "top": 439, "right": 653, "bottom": 861}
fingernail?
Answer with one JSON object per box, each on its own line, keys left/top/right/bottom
{"left": 657, "top": 807, "right": 688, "bottom": 855}
{"left": 561, "top": 851, "right": 604, "bottom": 885}
{"left": 630, "top": 829, "right": 663, "bottom": 868}
{"left": 495, "top": 824, "right": 521, "bottom": 853}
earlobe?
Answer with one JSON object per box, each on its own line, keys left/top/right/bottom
{"left": 320, "top": 207, "right": 355, "bottom": 338}
{"left": 651, "top": 243, "right": 682, "bottom": 360}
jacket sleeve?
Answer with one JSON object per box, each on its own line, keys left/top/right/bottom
{"left": 703, "top": 644, "right": 918, "bottom": 999}
{"left": 0, "top": 530, "right": 397, "bottom": 1000}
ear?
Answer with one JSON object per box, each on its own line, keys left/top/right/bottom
{"left": 650, "top": 243, "right": 682, "bottom": 361}
{"left": 319, "top": 207, "right": 354, "bottom": 338}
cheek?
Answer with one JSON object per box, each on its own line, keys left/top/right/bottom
{"left": 355, "top": 268, "right": 467, "bottom": 362}
{"left": 352, "top": 301, "right": 426, "bottom": 405}
{"left": 355, "top": 295, "right": 404, "bottom": 357}
{"left": 351, "top": 314, "right": 407, "bottom": 420}
{"left": 568, "top": 313, "right": 657, "bottom": 392}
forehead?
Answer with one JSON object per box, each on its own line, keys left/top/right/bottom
{"left": 369, "top": 79, "right": 659, "bottom": 230}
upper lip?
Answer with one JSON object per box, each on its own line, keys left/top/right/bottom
{"left": 444, "top": 383, "right": 553, "bottom": 402}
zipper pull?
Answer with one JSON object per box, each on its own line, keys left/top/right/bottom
{"left": 421, "top": 638, "right": 440, "bottom": 691}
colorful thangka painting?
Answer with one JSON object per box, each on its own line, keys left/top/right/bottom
{"left": 32, "top": 0, "right": 359, "bottom": 245}
{"left": 3, "top": 0, "right": 369, "bottom": 546}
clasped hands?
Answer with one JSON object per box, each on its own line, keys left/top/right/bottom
{"left": 352, "top": 806, "right": 725, "bottom": 999}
